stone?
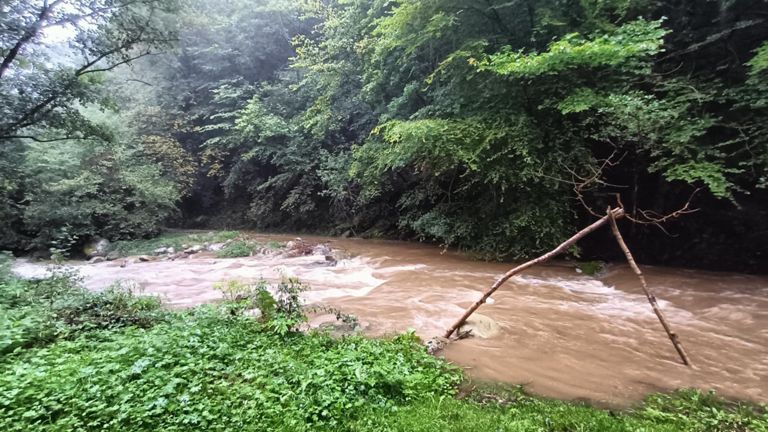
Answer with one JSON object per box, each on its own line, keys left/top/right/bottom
{"left": 312, "top": 244, "right": 332, "bottom": 256}
{"left": 89, "top": 256, "right": 106, "bottom": 264}
{"left": 167, "top": 247, "right": 175, "bottom": 254}
{"left": 106, "top": 251, "right": 120, "bottom": 261}
{"left": 325, "top": 255, "right": 337, "bottom": 266}
{"left": 153, "top": 247, "right": 168, "bottom": 255}
{"left": 458, "top": 313, "right": 501, "bottom": 339}
{"left": 426, "top": 337, "right": 449, "bottom": 355}
{"left": 184, "top": 245, "right": 204, "bottom": 254}
{"left": 207, "top": 243, "right": 225, "bottom": 252}
{"left": 83, "top": 238, "right": 110, "bottom": 258}
{"left": 138, "top": 255, "right": 158, "bottom": 262}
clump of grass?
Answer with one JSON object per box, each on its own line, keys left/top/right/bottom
{"left": 215, "top": 240, "right": 259, "bottom": 258}
{"left": 577, "top": 260, "right": 605, "bottom": 276}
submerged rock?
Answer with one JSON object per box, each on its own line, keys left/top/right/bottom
{"left": 458, "top": 313, "right": 501, "bottom": 339}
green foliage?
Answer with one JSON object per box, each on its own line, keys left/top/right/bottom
{"left": 353, "top": 387, "right": 767, "bottom": 431}
{"left": 0, "top": 267, "right": 166, "bottom": 354}
{"left": 478, "top": 19, "right": 668, "bottom": 77}
{"left": 0, "top": 307, "right": 460, "bottom": 431}
{"left": 215, "top": 240, "right": 260, "bottom": 258}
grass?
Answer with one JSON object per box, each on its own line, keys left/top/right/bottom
{"left": 110, "top": 231, "right": 241, "bottom": 257}
{"left": 1, "top": 259, "right": 766, "bottom": 431}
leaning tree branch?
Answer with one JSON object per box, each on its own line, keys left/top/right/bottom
{"left": 444, "top": 207, "right": 626, "bottom": 339}
{"left": 607, "top": 208, "right": 692, "bottom": 366}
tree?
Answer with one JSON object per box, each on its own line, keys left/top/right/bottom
{"left": 0, "top": 0, "right": 178, "bottom": 143}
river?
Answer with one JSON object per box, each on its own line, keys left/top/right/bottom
{"left": 12, "top": 234, "right": 768, "bottom": 407}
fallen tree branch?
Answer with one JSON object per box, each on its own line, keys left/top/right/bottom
{"left": 444, "top": 207, "right": 626, "bottom": 339}
{"left": 607, "top": 208, "right": 692, "bottom": 367}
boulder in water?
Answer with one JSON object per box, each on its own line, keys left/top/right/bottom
{"left": 458, "top": 313, "right": 501, "bottom": 339}
{"left": 83, "top": 238, "right": 110, "bottom": 258}
{"left": 89, "top": 256, "right": 106, "bottom": 264}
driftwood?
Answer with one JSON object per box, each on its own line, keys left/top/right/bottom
{"left": 607, "top": 208, "right": 692, "bottom": 366}
{"left": 444, "top": 207, "right": 625, "bottom": 339}
{"left": 443, "top": 206, "right": 692, "bottom": 367}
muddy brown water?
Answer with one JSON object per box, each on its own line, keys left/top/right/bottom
{"left": 13, "top": 234, "right": 768, "bottom": 407}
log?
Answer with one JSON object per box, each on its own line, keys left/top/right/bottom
{"left": 444, "top": 207, "right": 626, "bottom": 339}
{"left": 607, "top": 209, "right": 692, "bottom": 367}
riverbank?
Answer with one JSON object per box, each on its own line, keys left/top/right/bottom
{"left": 11, "top": 231, "right": 768, "bottom": 406}
{"left": 1, "top": 258, "right": 765, "bottom": 431}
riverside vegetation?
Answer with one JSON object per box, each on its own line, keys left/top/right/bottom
{"left": 2, "top": 0, "right": 768, "bottom": 271}
{"left": 1, "top": 255, "right": 767, "bottom": 431}
{"left": 2, "top": 1, "right": 768, "bottom": 430}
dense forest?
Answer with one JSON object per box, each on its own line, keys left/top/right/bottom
{"left": 2, "top": 0, "right": 767, "bottom": 271}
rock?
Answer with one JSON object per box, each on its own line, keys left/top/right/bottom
{"left": 167, "top": 247, "right": 175, "bottom": 254}
{"left": 340, "top": 230, "right": 353, "bottom": 239}
{"left": 426, "top": 337, "right": 449, "bottom": 355}
{"left": 486, "top": 297, "right": 496, "bottom": 305}
{"left": 106, "top": 251, "right": 120, "bottom": 261}
{"left": 138, "top": 255, "right": 158, "bottom": 262}
{"left": 153, "top": 247, "right": 168, "bottom": 255}
{"left": 458, "top": 313, "right": 501, "bottom": 339}
{"left": 244, "top": 308, "right": 263, "bottom": 320}
{"left": 184, "top": 245, "right": 204, "bottom": 254}
{"left": 89, "top": 256, "right": 106, "bottom": 264}
{"left": 207, "top": 243, "right": 225, "bottom": 252}
{"left": 325, "top": 255, "right": 337, "bottom": 266}
{"left": 312, "top": 244, "right": 332, "bottom": 256}
{"left": 83, "top": 238, "right": 110, "bottom": 258}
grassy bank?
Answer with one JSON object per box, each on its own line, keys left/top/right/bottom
{"left": 1, "top": 257, "right": 766, "bottom": 431}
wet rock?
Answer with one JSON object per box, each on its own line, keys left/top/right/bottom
{"left": 89, "top": 256, "right": 106, "bottom": 264}
{"left": 106, "top": 252, "right": 120, "bottom": 261}
{"left": 184, "top": 245, "right": 204, "bottom": 254}
{"left": 167, "top": 247, "right": 175, "bottom": 254}
{"left": 426, "top": 337, "right": 449, "bottom": 355}
{"left": 153, "top": 247, "right": 168, "bottom": 255}
{"left": 341, "top": 230, "right": 353, "bottom": 238}
{"left": 458, "top": 313, "right": 501, "bottom": 339}
{"left": 207, "top": 243, "right": 225, "bottom": 252}
{"left": 325, "top": 255, "right": 337, "bottom": 266}
{"left": 312, "top": 244, "right": 332, "bottom": 256}
{"left": 138, "top": 255, "right": 158, "bottom": 262}
{"left": 83, "top": 238, "right": 110, "bottom": 258}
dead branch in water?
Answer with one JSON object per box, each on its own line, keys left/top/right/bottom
{"left": 443, "top": 205, "right": 692, "bottom": 368}
{"left": 443, "top": 207, "right": 626, "bottom": 339}
{"left": 607, "top": 208, "right": 692, "bottom": 366}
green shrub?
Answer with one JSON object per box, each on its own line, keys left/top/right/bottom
{"left": 0, "top": 309, "right": 460, "bottom": 431}
{"left": 0, "top": 267, "right": 166, "bottom": 353}
{"left": 215, "top": 240, "right": 258, "bottom": 258}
